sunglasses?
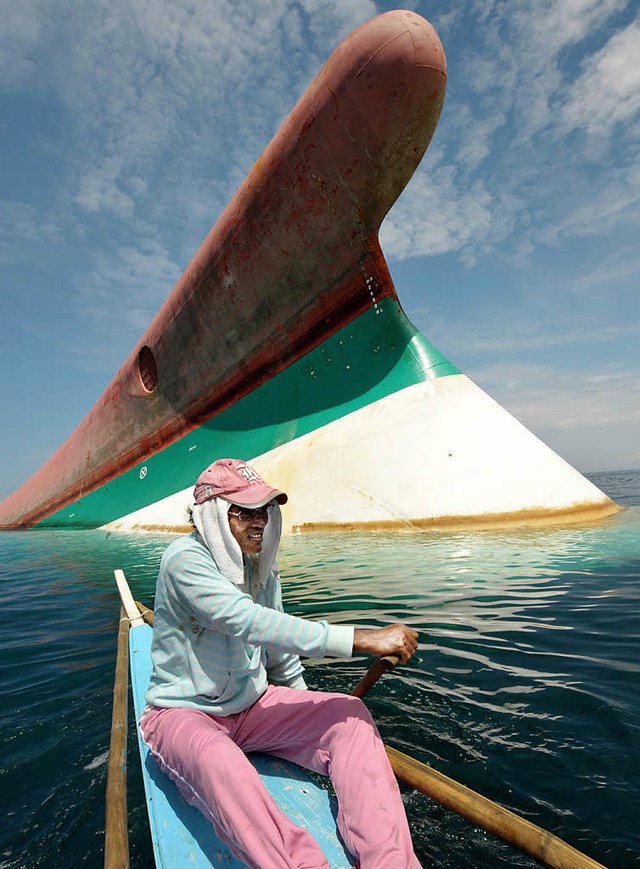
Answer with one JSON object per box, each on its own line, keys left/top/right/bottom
{"left": 227, "top": 502, "right": 275, "bottom": 522}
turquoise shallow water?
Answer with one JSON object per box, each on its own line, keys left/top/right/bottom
{"left": 1, "top": 470, "right": 638, "bottom": 867}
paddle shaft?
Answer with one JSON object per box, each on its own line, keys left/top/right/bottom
{"left": 104, "top": 607, "right": 130, "bottom": 869}
{"left": 351, "top": 655, "right": 399, "bottom": 698}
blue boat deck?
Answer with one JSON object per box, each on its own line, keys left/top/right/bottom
{"left": 128, "top": 622, "right": 354, "bottom": 867}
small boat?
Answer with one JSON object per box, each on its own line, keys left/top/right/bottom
{"left": 105, "top": 569, "right": 605, "bottom": 869}
{"left": 105, "top": 569, "right": 354, "bottom": 868}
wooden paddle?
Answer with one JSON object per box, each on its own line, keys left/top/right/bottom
{"left": 351, "top": 654, "right": 400, "bottom": 697}
{"left": 352, "top": 655, "right": 605, "bottom": 869}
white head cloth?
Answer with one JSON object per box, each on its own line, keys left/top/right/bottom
{"left": 191, "top": 498, "right": 282, "bottom": 586}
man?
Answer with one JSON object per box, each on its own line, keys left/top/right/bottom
{"left": 141, "top": 458, "right": 421, "bottom": 868}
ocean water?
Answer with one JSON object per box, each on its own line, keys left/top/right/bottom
{"left": 1, "top": 470, "right": 638, "bottom": 868}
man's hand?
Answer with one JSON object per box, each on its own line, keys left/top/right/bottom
{"left": 353, "top": 624, "right": 419, "bottom": 665}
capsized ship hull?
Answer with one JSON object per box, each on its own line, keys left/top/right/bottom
{"left": 0, "top": 10, "right": 619, "bottom": 532}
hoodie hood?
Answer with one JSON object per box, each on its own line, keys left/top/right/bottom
{"left": 191, "top": 497, "right": 282, "bottom": 586}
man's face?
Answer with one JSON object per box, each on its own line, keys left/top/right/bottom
{"left": 227, "top": 504, "right": 270, "bottom": 554}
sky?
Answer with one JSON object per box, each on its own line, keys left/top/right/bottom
{"left": 1, "top": 0, "right": 639, "bottom": 502}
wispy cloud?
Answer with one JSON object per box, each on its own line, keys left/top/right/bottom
{"left": 469, "top": 361, "right": 640, "bottom": 472}
{"left": 421, "top": 315, "right": 640, "bottom": 358}
{"left": 560, "top": 18, "right": 640, "bottom": 134}
{"left": 75, "top": 239, "right": 182, "bottom": 345}
{"left": 387, "top": 0, "right": 640, "bottom": 269}
{"left": 0, "top": 201, "right": 62, "bottom": 265}
{"left": 380, "top": 168, "right": 495, "bottom": 263}
{"left": 0, "top": 0, "right": 48, "bottom": 89}
{"left": 3, "top": 0, "right": 375, "bottom": 231}
{"left": 73, "top": 157, "right": 136, "bottom": 217}
{"left": 473, "top": 361, "right": 640, "bottom": 427}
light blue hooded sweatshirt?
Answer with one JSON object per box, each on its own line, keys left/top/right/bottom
{"left": 145, "top": 501, "right": 354, "bottom": 715}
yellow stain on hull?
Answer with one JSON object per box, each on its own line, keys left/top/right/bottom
{"left": 291, "top": 500, "right": 621, "bottom": 534}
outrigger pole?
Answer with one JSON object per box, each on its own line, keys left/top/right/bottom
{"left": 104, "top": 572, "right": 144, "bottom": 869}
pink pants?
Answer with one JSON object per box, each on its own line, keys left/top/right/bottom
{"left": 140, "top": 686, "right": 421, "bottom": 869}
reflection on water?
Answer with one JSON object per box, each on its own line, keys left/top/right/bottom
{"left": 0, "top": 472, "right": 639, "bottom": 867}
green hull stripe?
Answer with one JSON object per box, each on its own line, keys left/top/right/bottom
{"left": 38, "top": 303, "right": 459, "bottom": 527}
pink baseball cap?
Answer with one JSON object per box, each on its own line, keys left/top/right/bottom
{"left": 193, "top": 458, "right": 288, "bottom": 507}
